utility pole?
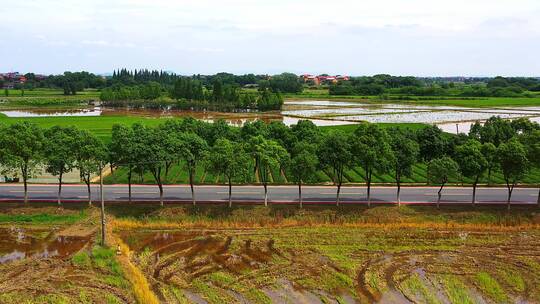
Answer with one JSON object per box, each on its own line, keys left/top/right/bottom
{"left": 100, "top": 162, "right": 106, "bottom": 246}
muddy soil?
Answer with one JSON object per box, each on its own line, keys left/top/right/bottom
{"left": 0, "top": 208, "right": 135, "bottom": 304}
{"left": 122, "top": 229, "right": 540, "bottom": 304}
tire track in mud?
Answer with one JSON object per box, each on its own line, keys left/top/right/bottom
{"left": 355, "top": 234, "right": 540, "bottom": 304}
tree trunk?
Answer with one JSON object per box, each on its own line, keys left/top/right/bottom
{"left": 487, "top": 167, "right": 492, "bottom": 186}
{"left": 263, "top": 183, "right": 268, "bottom": 207}
{"left": 472, "top": 176, "right": 479, "bottom": 207}
{"left": 158, "top": 183, "right": 164, "bottom": 207}
{"left": 336, "top": 183, "right": 341, "bottom": 206}
{"left": 87, "top": 181, "right": 92, "bottom": 206}
{"left": 128, "top": 166, "right": 132, "bottom": 203}
{"left": 437, "top": 183, "right": 444, "bottom": 209}
{"left": 100, "top": 164, "right": 105, "bottom": 246}
{"left": 57, "top": 172, "right": 63, "bottom": 205}
{"left": 506, "top": 181, "right": 513, "bottom": 211}
{"left": 367, "top": 180, "right": 372, "bottom": 208}
{"left": 366, "top": 170, "right": 372, "bottom": 208}
{"left": 228, "top": 177, "right": 232, "bottom": 208}
{"left": 537, "top": 187, "right": 540, "bottom": 208}
{"left": 23, "top": 165, "right": 28, "bottom": 204}
{"left": 298, "top": 180, "right": 303, "bottom": 209}
{"left": 190, "top": 170, "right": 196, "bottom": 206}
{"left": 396, "top": 178, "right": 401, "bottom": 207}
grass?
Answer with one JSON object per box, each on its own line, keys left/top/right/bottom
{"left": 441, "top": 275, "right": 475, "bottom": 304}
{"left": 105, "top": 154, "right": 540, "bottom": 185}
{"left": 400, "top": 273, "right": 441, "bottom": 304}
{"left": 284, "top": 90, "right": 540, "bottom": 107}
{"left": 0, "top": 114, "right": 169, "bottom": 142}
{"left": 0, "top": 210, "right": 87, "bottom": 224}
{"left": 108, "top": 204, "right": 540, "bottom": 230}
{"left": 475, "top": 272, "right": 508, "bottom": 303}
{"left": 72, "top": 251, "right": 92, "bottom": 268}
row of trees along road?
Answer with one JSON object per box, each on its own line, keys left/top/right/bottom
{"left": 0, "top": 116, "right": 538, "bottom": 209}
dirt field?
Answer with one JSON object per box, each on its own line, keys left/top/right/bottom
{"left": 0, "top": 206, "right": 135, "bottom": 304}
{"left": 109, "top": 204, "right": 540, "bottom": 304}
{"left": 116, "top": 227, "right": 540, "bottom": 304}
{"left": 1, "top": 204, "right": 540, "bottom": 303}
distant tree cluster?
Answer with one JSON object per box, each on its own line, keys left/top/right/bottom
{"left": 100, "top": 78, "right": 283, "bottom": 111}
{"left": 329, "top": 75, "right": 540, "bottom": 98}
{"left": 1, "top": 116, "right": 538, "bottom": 209}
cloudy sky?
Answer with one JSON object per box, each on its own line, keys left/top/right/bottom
{"left": 1, "top": 0, "right": 539, "bottom": 76}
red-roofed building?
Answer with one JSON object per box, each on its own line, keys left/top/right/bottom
{"left": 301, "top": 74, "right": 349, "bottom": 85}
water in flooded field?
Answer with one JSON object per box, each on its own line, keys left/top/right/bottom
{"left": 2, "top": 100, "right": 540, "bottom": 134}
{"left": 0, "top": 227, "right": 90, "bottom": 264}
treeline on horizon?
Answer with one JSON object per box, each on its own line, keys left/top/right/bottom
{"left": 329, "top": 75, "right": 540, "bottom": 98}
{"left": 7, "top": 70, "right": 540, "bottom": 99}
{"left": 0, "top": 116, "right": 538, "bottom": 208}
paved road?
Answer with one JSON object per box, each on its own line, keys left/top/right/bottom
{"left": 0, "top": 184, "right": 538, "bottom": 205}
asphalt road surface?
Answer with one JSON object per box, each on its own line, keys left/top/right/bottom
{"left": 0, "top": 184, "right": 538, "bottom": 205}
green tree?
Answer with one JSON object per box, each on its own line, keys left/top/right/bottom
{"left": 428, "top": 157, "right": 459, "bottom": 209}
{"left": 268, "top": 73, "right": 303, "bottom": 93}
{"left": 289, "top": 142, "right": 319, "bottom": 208}
{"left": 44, "top": 126, "right": 78, "bottom": 205}
{"left": 388, "top": 128, "right": 419, "bottom": 206}
{"left": 352, "top": 124, "right": 394, "bottom": 207}
{"left": 142, "top": 126, "right": 177, "bottom": 206}
{"left": 318, "top": 131, "right": 352, "bottom": 206}
{"left": 520, "top": 130, "right": 540, "bottom": 206}
{"left": 140, "top": 81, "right": 162, "bottom": 100}
{"left": 180, "top": 133, "right": 208, "bottom": 206}
{"left": 497, "top": 139, "right": 529, "bottom": 210}
{"left": 248, "top": 136, "right": 289, "bottom": 206}
{"left": 110, "top": 124, "right": 137, "bottom": 203}
{"left": 417, "top": 125, "right": 447, "bottom": 161}
{"left": 481, "top": 143, "right": 498, "bottom": 186}
{"left": 0, "top": 122, "right": 44, "bottom": 203}
{"left": 73, "top": 130, "right": 107, "bottom": 205}
{"left": 206, "top": 139, "right": 250, "bottom": 207}
{"left": 455, "top": 140, "right": 488, "bottom": 206}
{"left": 469, "top": 117, "right": 515, "bottom": 146}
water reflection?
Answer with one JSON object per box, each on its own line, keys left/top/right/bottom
{"left": 0, "top": 227, "right": 90, "bottom": 264}
{"left": 2, "top": 100, "right": 539, "bottom": 134}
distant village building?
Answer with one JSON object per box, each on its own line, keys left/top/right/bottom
{"left": 0, "top": 72, "right": 27, "bottom": 89}
{"left": 301, "top": 74, "right": 350, "bottom": 85}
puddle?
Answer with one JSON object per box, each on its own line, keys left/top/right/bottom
{"left": 0, "top": 227, "right": 90, "bottom": 264}
{"left": 0, "top": 108, "right": 102, "bottom": 117}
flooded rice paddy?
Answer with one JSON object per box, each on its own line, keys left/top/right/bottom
{"left": 119, "top": 228, "right": 540, "bottom": 304}
{"left": 2, "top": 100, "right": 540, "bottom": 133}
{"left": 0, "top": 227, "right": 90, "bottom": 264}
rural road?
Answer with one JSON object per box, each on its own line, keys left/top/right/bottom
{"left": 0, "top": 184, "right": 538, "bottom": 205}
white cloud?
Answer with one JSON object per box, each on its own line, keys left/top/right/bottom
{"left": 1, "top": 0, "right": 539, "bottom": 75}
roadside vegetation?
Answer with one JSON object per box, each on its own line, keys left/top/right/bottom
{"left": 1, "top": 116, "right": 539, "bottom": 208}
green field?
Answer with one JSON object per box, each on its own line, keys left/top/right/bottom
{"left": 284, "top": 89, "right": 540, "bottom": 107}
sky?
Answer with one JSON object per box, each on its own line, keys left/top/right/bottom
{"left": 1, "top": 0, "right": 539, "bottom": 76}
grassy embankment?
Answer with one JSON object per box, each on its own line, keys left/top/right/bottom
{"left": 104, "top": 154, "right": 540, "bottom": 186}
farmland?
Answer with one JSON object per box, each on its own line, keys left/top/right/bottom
{"left": 1, "top": 203, "right": 539, "bottom": 304}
